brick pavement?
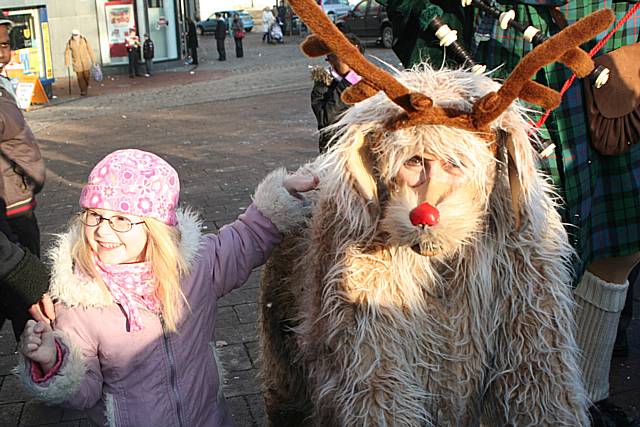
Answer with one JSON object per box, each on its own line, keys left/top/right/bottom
{"left": 0, "top": 30, "right": 638, "bottom": 427}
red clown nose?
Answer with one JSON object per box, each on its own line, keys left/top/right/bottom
{"left": 410, "top": 202, "right": 440, "bottom": 226}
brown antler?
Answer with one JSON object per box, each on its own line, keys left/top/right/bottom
{"left": 288, "top": 0, "right": 419, "bottom": 112}
{"left": 472, "top": 9, "right": 614, "bottom": 128}
{"left": 288, "top": 0, "right": 614, "bottom": 134}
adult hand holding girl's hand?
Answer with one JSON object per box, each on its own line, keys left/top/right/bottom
{"left": 19, "top": 320, "right": 57, "bottom": 371}
{"left": 29, "top": 294, "right": 55, "bottom": 324}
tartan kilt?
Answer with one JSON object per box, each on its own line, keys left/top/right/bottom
{"left": 473, "top": 0, "right": 640, "bottom": 277}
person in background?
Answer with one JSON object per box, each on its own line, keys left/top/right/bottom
{"left": 262, "top": 7, "right": 274, "bottom": 43}
{"left": 64, "top": 29, "right": 97, "bottom": 96}
{"left": 142, "top": 33, "right": 154, "bottom": 77}
{"left": 214, "top": 12, "right": 227, "bottom": 61}
{"left": 232, "top": 13, "right": 245, "bottom": 58}
{"left": 186, "top": 18, "right": 198, "bottom": 66}
{"left": 125, "top": 28, "right": 142, "bottom": 78}
{"left": 310, "top": 33, "right": 363, "bottom": 153}
{"left": 0, "top": 15, "right": 46, "bottom": 258}
{"left": 15, "top": 148, "right": 317, "bottom": 426}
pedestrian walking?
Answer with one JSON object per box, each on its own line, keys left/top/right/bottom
{"left": 186, "top": 18, "right": 198, "bottom": 66}
{"left": 125, "top": 28, "right": 142, "bottom": 78}
{"left": 232, "top": 12, "right": 245, "bottom": 58}
{"left": 214, "top": 12, "right": 227, "bottom": 61}
{"left": 0, "top": 17, "right": 46, "bottom": 259}
{"left": 15, "top": 148, "right": 317, "bottom": 427}
{"left": 142, "top": 33, "right": 154, "bottom": 76}
{"left": 64, "top": 29, "right": 97, "bottom": 96}
{"left": 262, "top": 7, "right": 274, "bottom": 43}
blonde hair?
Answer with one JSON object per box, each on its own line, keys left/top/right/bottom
{"left": 71, "top": 215, "right": 189, "bottom": 333}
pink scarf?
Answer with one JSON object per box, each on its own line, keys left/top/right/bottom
{"left": 92, "top": 255, "right": 160, "bottom": 332}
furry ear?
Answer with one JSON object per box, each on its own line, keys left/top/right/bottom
{"left": 300, "top": 34, "right": 330, "bottom": 57}
{"left": 346, "top": 130, "right": 378, "bottom": 201}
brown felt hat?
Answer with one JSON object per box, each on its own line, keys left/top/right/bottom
{"left": 592, "top": 43, "right": 640, "bottom": 118}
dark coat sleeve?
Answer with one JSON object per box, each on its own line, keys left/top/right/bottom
{"left": 310, "top": 78, "right": 352, "bottom": 131}
{"left": 0, "top": 229, "right": 50, "bottom": 319}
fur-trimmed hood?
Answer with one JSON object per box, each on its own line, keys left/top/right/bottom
{"left": 47, "top": 208, "right": 204, "bottom": 308}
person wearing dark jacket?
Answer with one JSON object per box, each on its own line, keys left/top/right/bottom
{"left": 186, "top": 18, "right": 198, "bottom": 65}
{"left": 142, "top": 33, "right": 154, "bottom": 76}
{"left": 310, "top": 33, "right": 363, "bottom": 153}
{"left": 214, "top": 12, "right": 227, "bottom": 61}
{"left": 232, "top": 13, "right": 245, "bottom": 58}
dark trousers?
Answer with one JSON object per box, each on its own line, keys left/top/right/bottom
{"left": 1, "top": 212, "right": 41, "bottom": 340}
{"left": 234, "top": 37, "right": 244, "bottom": 58}
{"left": 76, "top": 70, "right": 90, "bottom": 95}
{"left": 189, "top": 46, "right": 198, "bottom": 65}
{"left": 216, "top": 38, "right": 226, "bottom": 60}
{"left": 144, "top": 58, "right": 153, "bottom": 75}
{"left": 128, "top": 49, "right": 141, "bottom": 76}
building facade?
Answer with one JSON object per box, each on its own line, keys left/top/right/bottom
{"left": 2, "top": 0, "right": 198, "bottom": 91}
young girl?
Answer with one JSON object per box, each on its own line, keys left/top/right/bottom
{"left": 16, "top": 149, "right": 316, "bottom": 426}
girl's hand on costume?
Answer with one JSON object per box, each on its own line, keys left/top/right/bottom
{"left": 19, "top": 320, "right": 57, "bottom": 371}
{"left": 284, "top": 173, "right": 319, "bottom": 198}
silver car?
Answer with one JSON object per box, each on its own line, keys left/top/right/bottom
{"left": 317, "top": 0, "right": 352, "bottom": 21}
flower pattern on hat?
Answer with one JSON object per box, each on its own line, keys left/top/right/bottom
{"left": 80, "top": 149, "right": 180, "bottom": 225}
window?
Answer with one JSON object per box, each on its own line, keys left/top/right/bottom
{"left": 353, "top": 0, "right": 367, "bottom": 15}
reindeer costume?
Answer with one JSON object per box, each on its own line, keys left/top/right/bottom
{"left": 260, "top": 2, "right": 614, "bottom": 425}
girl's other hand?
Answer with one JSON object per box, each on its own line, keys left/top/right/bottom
{"left": 283, "top": 173, "right": 319, "bottom": 198}
{"left": 18, "top": 320, "right": 57, "bottom": 371}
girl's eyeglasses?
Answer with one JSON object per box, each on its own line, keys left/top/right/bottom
{"left": 80, "top": 210, "right": 144, "bottom": 233}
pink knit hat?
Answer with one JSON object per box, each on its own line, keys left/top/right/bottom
{"left": 79, "top": 149, "right": 180, "bottom": 225}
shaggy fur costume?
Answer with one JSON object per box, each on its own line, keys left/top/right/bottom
{"left": 259, "top": 64, "right": 589, "bottom": 426}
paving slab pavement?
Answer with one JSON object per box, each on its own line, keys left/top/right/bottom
{"left": 0, "top": 30, "right": 638, "bottom": 427}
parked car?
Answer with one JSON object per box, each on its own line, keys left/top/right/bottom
{"left": 317, "top": 0, "right": 352, "bottom": 21}
{"left": 335, "top": 0, "right": 392, "bottom": 48}
{"left": 196, "top": 10, "right": 254, "bottom": 35}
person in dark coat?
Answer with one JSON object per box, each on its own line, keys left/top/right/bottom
{"left": 310, "top": 33, "right": 364, "bottom": 152}
{"left": 142, "top": 33, "right": 154, "bottom": 76}
{"left": 214, "top": 12, "right": 227, "bottom": 61}
{"left": 232, "top": 13, "right": 245, "bottom": 58}
{"left": 186, "top": 18, "right": 198, "bottom": 65}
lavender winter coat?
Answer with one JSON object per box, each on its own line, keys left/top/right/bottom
{"left": 16, "top": 169, "right": 308, "bottom": 427}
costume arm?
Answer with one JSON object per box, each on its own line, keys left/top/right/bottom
{"left": 207, "top": 168, "right": 311, "bottom": 298}
{"left": 16, "top": 307, "right": 104, "bottom": 409}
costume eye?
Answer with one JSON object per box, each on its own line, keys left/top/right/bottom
{"left": 404, "top": 156, "right": 423, "bottom": 167}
